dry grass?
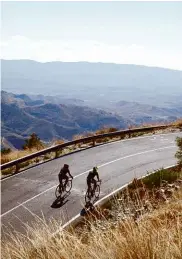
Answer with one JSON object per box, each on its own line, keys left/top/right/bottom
{"left": 95, "top": 127, "right": 118, "bottom": 135}
{"left": 54, "top": 139, "right": 65, "bottom": 145}
{"left": 128, "top": 118, "right": 182, "bottom": 130}
{"left": 2, "top": 184, "right": 182, "bottom": 259}
{"left": 1, "top": 148, "right": 40, "bottom": 164}
{"left": 128, "top": 121, "right": 167, "bottom": 129}
{"left": 173, "top": 119, "right": 182, "bottom": 128}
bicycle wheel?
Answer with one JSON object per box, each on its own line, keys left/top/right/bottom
{"left": 55, "top": 185, "right": 61, "bottom": 198}
{"left": 65, "top": 179, "right": 72, "bottom": 193}
{"left": 85, "top": 190, "right": 91, "bottom": 203}
{"left": 95, "top": 184, "right": 100, "bottom": 199}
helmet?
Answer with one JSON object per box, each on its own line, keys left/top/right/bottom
{"left": 64, "top": 164, "right": 69, "bottom": 168}
{"left": 93, "top": 166, "right": 98, "bottom": 172}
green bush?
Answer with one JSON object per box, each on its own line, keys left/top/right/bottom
{"left": 142, "top": 168, "right": 181, "bottom": 188}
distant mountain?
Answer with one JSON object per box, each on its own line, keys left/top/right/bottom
{"left": 1, "top": 91, "right": 130, "bottom": 148}
{"left": 111, "top": 100, "right": 182, "bottom": 124}
{"left": 1, "top": 60, "right": 182, "bottom": 107}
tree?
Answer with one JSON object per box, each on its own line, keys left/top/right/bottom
{"left": 23, "top": 133, "right": 44, "bottom": 150}
{"left": 175, "top": 137, "right": 182, "bottom": 165}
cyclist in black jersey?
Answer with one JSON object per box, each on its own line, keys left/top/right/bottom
{"left": 87, "top": 167, "right": 100, "bottom": 194}
{"left": 58, "top": 164, "right": 73, "bottom": 189}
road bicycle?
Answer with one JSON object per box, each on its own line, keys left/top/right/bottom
{"left": 55, "top": 178, "right": 72, "bottom": 198}
{"left": 85, "top": 180, "right": 101, "bottom": 203}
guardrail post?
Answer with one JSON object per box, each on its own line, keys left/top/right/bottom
{"left": 128, "top": 131, "right": 131, "bottom": 138}
{"left": 15, "top": 164, "right": 20, "bottom": 173}
{"left": 93, "top": 139, "right": 95, "bottom": 147}
{"left": 120, "top": 134, "right": 124, "bottom": 140}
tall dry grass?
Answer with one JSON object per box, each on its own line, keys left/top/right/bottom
{"left": 2, "top": 187, "right": 182, "bottom": 259}
{"left": 1, "top": 148, "right": 40, "bottom": 164}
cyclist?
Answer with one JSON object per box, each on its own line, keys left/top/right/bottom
{"left": 87, "top": 166, "right": 100, "bottom": 195}
{"left": 58, "top": 164, "right": 73, "bottom": 191}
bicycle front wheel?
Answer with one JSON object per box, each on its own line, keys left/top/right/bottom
{"left": 55, "top": 185, "right": 61, "bottom": 198}
{"left": 65, "top": 179, "right": 72, "bottom": 193}
{"left": 85, "top": 190, "right": 91, "bottom": 203}
{"left": 95, "top": 184, "right": 100, "bottom": 199}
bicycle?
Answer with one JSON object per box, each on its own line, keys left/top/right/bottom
{"left": 85, "top": 180, "right": 101, "bottom": 203}
{"left": 55, "top": 178, "right": 73, "bottom": 198}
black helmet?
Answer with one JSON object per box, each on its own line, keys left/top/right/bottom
{"left": 64, "top": 164, "right": 69, "bottom": 168}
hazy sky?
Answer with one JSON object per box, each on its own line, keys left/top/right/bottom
{"left": 1, "top": 1, "right": 182, "bottom": 70}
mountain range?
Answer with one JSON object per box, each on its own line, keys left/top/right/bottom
{"left": 1, "top": 91, "right": 130, "bottom": 149}
{"left": 1, "top": 60, "right": 182, "bottom": 107}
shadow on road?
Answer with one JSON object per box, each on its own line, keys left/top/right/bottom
{"left": 51, "top": 192, "right": 70, "bottom": 209}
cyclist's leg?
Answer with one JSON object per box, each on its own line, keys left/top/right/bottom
{"left": 63, "top": 175, "right": 68, "bottom": 189}
{"left": 58, "top": 174, "right": 62, "bottom": 186}
{"left": 59, "top": 176, "right": 63, "bottom": 192}
{"left": 87, "top": 179, "right": 91, "bottom": 195}
{"left": 93, "top": 179, "right": 97, "bottom": 191}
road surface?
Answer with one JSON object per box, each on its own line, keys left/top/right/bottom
{"left": 1, "top": 132, "right": 182, "bottom": 237}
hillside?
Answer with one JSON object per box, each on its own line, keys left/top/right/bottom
{"left": 1, "top": 91, "right": 129, "bottom": 148}
{"left": 103, "top": 100, "right": 182, "bottom": 124}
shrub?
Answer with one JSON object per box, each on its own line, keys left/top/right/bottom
{"left": 142, "top": 168, "right": 182, "bottom": 188}
{"left": 23, "top": 133, "right": 45, "bottom": 150}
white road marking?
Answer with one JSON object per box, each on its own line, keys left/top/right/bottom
{"left": 1, "top": 145, "right": 175, "bottom": 217}
{"left": 1, "top": 132, "right": 181, "bottom": 182}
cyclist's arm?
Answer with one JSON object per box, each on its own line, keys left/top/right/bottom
{"left": 68, "top": 169, "right": 73, "bottom": 179}
{"left": 96, "top": 172, "right": 100, "bottom": 181}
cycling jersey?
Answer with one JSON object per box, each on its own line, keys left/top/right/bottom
{"left": 59, "top": 167, "right": 70, "bottom": 177}
{"left": 87, "top": 170, "right": 99, "bottom": 181}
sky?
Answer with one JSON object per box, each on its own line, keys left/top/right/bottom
{"left": 1, "top": 1, "right": 182, "bottom": 70}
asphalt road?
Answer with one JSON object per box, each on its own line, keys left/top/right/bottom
{"left": 1, "top": 132, "right": 182, "bottom": 237}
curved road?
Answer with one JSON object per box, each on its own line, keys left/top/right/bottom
{"left": 1, "top": 132, "right": 182, "bottom": 236}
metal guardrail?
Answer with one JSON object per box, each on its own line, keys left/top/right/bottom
{"left": 1, "top": 125, "right": 171, "bottom": 172}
